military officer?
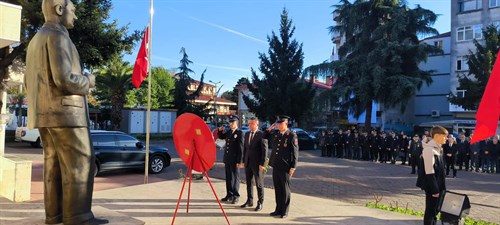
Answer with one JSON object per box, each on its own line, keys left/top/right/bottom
{"left": 218, "top": 115, "right": 244, "bottom": 204}
{"left": 264, "top": 115, "right": 299, "bottom": 219}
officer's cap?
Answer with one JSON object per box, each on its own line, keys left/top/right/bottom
{"left": 413, "top": 134, "right": 419, "bottom": 138}
{"left": 228, "top": 115, "right": 239, "bottom": 122}
{"left": 276, "top": 115, "right": 290, "bottom": 123}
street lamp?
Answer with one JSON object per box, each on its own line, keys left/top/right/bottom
{"left": 208, "top": 80, "right": 223, "bottom": 127}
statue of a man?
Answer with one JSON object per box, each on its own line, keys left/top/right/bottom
{"left": 25, "top": 0, "right": 107, "bottom": 224}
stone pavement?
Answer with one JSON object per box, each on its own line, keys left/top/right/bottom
{"left": 2, "top": 140, "right": 499, "bottom": 224}
{"left": 1, "top": 177, "right": 422, "bottom": 225}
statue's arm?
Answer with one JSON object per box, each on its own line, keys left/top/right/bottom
{"left": 47, "top": 32, "right": 93, "bottom": 96}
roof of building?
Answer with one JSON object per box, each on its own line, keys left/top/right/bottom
{"left": 194, "top": 95, "right": 237, "bottom": 105}
{"left": 421, "top": 32, "right": 451, "bottom": 41}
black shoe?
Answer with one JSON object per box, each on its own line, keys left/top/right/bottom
{"left": 221, "top": 196, "right": 232, "bottom": 202}
{"left": 240, "top": 201, "right": 253, "bottom": 208}
{"left": 255, "top": 203, "right": 262, "bottom": 211}
{"left": 81, "top": 218, "right": 109, "bottom": 225}
{"left": 280, "top": 214, "right": 288, "bottom": 218}
{"left": 231, "top": 197, "right": 239, "bottom": 204}
{"left": 411, "top": 172, "right": 415, "bottom": 174}
{"left": 270, "top": 211, "right": 280, "bottom": 216}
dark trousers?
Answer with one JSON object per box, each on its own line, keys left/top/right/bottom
{"left": 336, "top": 144, "right": 344, "bottom": 158}
{"left": 245, "top": 166, "right": 264, "bottom": 204}
{"left": 391, "top": 150, "right": 398, "bottom": 164}
{"left": 410, "top": 154, "right": 419, "bottom": 173}
{"left": 39, "top": 127, "right": 95, "bottom": 225}
{"left": 320, "top": 145, "right": 327, "bottom": 156}
{"left": 326, "top": 144, "right": 334, "bottom": 157}
{"left": 445, "top": 156, "right": 457, "bottom": 177}
{"left": 457, "top": 153, "right": 470, "bottom": 170}
{"left": 424, "top": 191, "right": 444, "bottom": 225}
{"left": 400, "top": 150, "right": 407, "bottom": 164}
{"left": 272, "top": 168, "right": 291, "bottom": 215}
{"left": 224, "top": 163, "right": 240, "bottom": 198}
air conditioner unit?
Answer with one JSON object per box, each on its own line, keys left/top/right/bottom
{"left": 431, "top": 110, "right": 440, "bottom": 118}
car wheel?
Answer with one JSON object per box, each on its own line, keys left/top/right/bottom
{"left": 94, "top": 161, "right": 100, "bottom": 177}
{"left": 32, "top": 138, "right": 43, "bottom": 148}
{"left": 149, "top": 156, "right": 165, "bottom": 174}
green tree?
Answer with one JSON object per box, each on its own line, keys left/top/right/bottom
{"left": 172, "top": 48, "right": 209, "bottom": 117}
{"left": 449, "top": 25, "right": 500, "bottom": 110}
{"left": 243, "top": 8, "right": 315, "bottom": 125}
{"left": 125, "top": 66, "right": 175, "bottom": 109}
{"left": 0, "top": 0, "right": 140, "bottom": 81}
{"left": 94, "top": 56, "right": 133, "bottom": 130}
{"left": 305, "top": 0, "right": 440, "bottom": 129}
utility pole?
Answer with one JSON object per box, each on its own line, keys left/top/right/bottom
{"left": 209, "top": 80, "right": 222, "bottom": 127}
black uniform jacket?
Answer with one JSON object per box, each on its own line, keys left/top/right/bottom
{"left": 218, "top": 128, "right": 244, "bottom": 165}
{"left": 264, "top": 129, "right": 299, "bottom": 171}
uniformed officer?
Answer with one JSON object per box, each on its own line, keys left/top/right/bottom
{"left": 264, "top": 115, "right": 299, "bottom": 219}
{"left": 218, "top": 115, "right": 244, "bottom": 204}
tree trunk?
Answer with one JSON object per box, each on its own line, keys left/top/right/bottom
{"left": 364, "top": 101, "right": 372, "bottom": 131}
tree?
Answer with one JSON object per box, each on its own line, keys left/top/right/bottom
{"left": 0, "top": 0, "right": 140, "bottom": 81}
{"left": 243, "top": 8, "right": 315, "bottom": 125}
{"left": 94, "top": 56, "right": 133, "bottom": 130}
{"left": 304, "top": 0, "right": 440, "bottom": 129}
{"left": 449, "top": 25, "right": 500, "bottom": 110}
{"left": 125, "top": 66, "right": 175, "bottom": 109}
{"left": 172, "top": 48, "right": 209, "bottom": 117}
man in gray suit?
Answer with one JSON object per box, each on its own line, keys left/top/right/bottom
{"left": 239, "top": 117, "right": 268, "bottom": 211}
{"left": 25, "top": 0, "right": 107, "bottom": 224}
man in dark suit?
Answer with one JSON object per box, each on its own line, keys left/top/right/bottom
{"left": 25, "top": 1, "right": 107, "bottom": 224}
{"left": 443, "top": 135, "right": 458, "bottom": 178}
{"left": 409, "top": 134, "right": 423, "bottom": 174}
{"left": 264, "top": 115, "right": 299, "bottom": 219}
{"left": 240, "top": 118, "right": 268, "bottom": 211}
{"left": 218, "top": 115, "right": 244, "bottom": 204}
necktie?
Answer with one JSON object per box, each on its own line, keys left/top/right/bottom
{"left": 249, "top": 132, "right": 254, "bottom": 143}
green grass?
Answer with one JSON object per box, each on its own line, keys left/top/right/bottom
{"left": 365, "top": 202, "right": 498, "bottom": 225}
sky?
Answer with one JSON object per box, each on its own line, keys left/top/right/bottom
{"left": 110, "top": 0, "right": 451, "bottom": 94}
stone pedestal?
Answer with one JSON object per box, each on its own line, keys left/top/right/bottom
{"left": 0, "top": 155, "right": 32, "bottom": 202}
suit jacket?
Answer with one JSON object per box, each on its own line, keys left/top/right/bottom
{"left": 218, "top": 128, "right": 244, "bottom": 165}
{"left": 264, "top": 129, "right": 299, "bottom": 171}
{"left": 25, "top": 22, "right": 94, "bottom": 129}
{"left": 243, "top": 130, "right": 268, "bottom": 169}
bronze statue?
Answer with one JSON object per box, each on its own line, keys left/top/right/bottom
{"left": 25, "top": 0, "right": 107, "bottom": 224}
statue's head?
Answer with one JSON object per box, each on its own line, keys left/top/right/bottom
{"left": 42, "top": 0, "right": 77, "bottom": 29}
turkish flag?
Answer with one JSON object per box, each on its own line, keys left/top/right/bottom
{"left": 132, "top": 26, "right": 149, "bottom": 88}
{"left": 471, "top": 51, "right": 500, "bottom": 144}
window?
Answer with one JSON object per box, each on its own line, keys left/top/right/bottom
{"left": 490, "top": 0, "right": 500, "bottom": 7}
{"left": 459, "top": 0, "right": 482, "bottom": 12}
{"left": 92, "top": 134, "right": 115, "bottom": 147}
{"left": 457, "top": 56, "right": 469, "bottom": 71}
{"left": 456, "top": 90, "right": 466, "bottom": 98}
{"left": 434, "top": 40, "right": 443, "bottom": 49}
{"left": 116, "top": 134, "right": 139, "bottom": 147}
{"left": 457, "top": 24, "right": 482, "bottom": 41}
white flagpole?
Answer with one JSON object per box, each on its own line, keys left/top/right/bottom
{"left": 144, "top": 0, "right": 154, "bottom": 184}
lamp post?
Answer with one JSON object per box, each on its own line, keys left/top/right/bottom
{"left": 208, "top": 80, "right": 223, "bottom": 127}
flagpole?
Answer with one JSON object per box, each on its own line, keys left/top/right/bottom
{"left": 144, "top": 0, "right": 154, "bottom": 184}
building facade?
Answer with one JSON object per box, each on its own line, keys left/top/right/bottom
{"left": 188, "top": 81, "right": 236, "bottom": 122}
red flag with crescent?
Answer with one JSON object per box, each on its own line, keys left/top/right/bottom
{"left": 132, "top": 26, "right": 149, "bottom": 88}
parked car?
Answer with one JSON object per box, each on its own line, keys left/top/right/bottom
{"left": 15, "top": 128, "right": 171, "bottom": 175}
{"left": 290, "top": 128, "right": 318, "bottom": 150}
{"left": 91, "top": 130, "right": 171, "bottom": 176}
{"left": 15, "top": 127, "right": 42, "bottom": 148}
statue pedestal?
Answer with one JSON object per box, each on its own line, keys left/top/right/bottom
{"left": 0, "top": 155, "right": 32, "bottom": 202}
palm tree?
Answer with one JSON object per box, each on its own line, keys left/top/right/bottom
{"left": 94, "top": 57, "right": 133, "bottom": 130}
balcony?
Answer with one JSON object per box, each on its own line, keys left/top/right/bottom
{"left": 0, "top": 2, "right": 22, "bottom": 48}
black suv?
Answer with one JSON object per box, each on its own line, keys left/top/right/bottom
{"left": 91, "top": 130, "right": 171, "bottom": 176}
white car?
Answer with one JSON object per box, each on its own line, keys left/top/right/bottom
{"left": 15, "top": 127, "right": 42, "bottom": 148}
